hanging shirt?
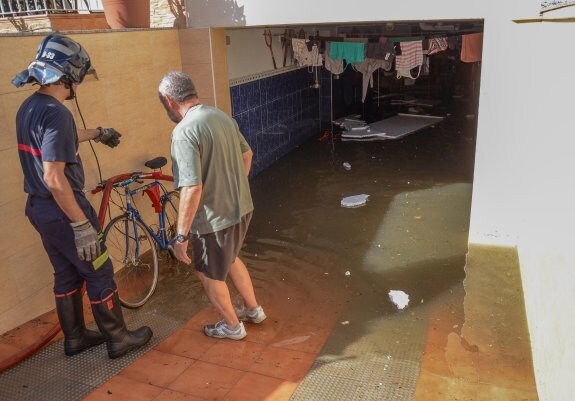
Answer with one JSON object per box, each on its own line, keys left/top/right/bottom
{"left": 292, "top": 38, "right": 323, "bottom": 67}
{"left": 395, "top": 41, "right": 423, "bottom": 79}
{"left": 461, "top": 33, "right": 483, "bottom": 63}
{"left": 365, "top": 42, "right": 395, "bottom": 63}
{"left": 329, "top": 42, "right": 365, "bottom": 63}
{"left": 352, "top": 58, "right": 392, "bottom": 102}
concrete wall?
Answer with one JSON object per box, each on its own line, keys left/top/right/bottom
{"left": 0, "top": 27, "right": 229, "bottom": 334}
{"left": 186, "top": 1, "right": 575, "bottom": 401}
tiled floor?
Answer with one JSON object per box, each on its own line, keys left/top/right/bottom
{"left": 80, "top": 284, "right": 341, "bottom": 401}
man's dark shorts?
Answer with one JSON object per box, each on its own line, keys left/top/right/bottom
{"left": 191, "top": 212, "right": 252, "bottom": 281}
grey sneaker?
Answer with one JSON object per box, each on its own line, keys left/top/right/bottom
{"left": 235, "top": 305, "right": 267, "bottom": 324}
{"left": 204, "top": 320, "right": 246, "bottom": 340}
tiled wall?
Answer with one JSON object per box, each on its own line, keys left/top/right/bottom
{"left": 230, "top": 68, "right": 321, "bottom": 176}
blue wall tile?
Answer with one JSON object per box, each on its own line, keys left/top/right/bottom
{"left": 230, "top": 68, "right": 323, "bottom": 176}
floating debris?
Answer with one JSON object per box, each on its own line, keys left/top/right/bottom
{"left": 341, "top": 194, "right": 370, "bottom": 208}
{"left": 343, "top": 162, "right": 352, "bottom": 170}
{"left": 341, "top": 321, "right": 350, "bottom": 325}
{"left": 388, "top": 290, "right": 410, "bottom": 309}
{"left": 345, "top": 271, "right": 351, "bottom": 276}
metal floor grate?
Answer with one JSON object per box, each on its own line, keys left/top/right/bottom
{"left": 0, "top": 263, "right": 204, "bottom": 401}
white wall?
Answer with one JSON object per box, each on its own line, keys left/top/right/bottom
{"left": 187, "top": 1, "right": 575, "bottom": 401}
{"left": 226, "top": 27, "right": 294, "bottom": 79}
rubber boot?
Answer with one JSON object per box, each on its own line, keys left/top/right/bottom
{"left": 91, "top": 292, "right": 153, "bottom": 359}
{"left": 55, "top": 290, "right": 105, "bottom": 356}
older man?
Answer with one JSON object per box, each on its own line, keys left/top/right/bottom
{"left": 158, "top": 71, "right": 265, "bottom": 340}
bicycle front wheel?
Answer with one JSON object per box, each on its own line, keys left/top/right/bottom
{"left": 103, "top": 215, "right": 159, "bottom": 308}
{"left": 161, "top": 190, "right": 180, "bottom": 243}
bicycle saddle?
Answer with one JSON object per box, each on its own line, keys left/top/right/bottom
{"left": 145, "top": 157, "right": 167, "bottom": 170}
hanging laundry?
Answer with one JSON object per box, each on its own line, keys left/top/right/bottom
{"left": 448, "top": 35, "right": 461, "bottom": 51}
{"left": 329, "top": 42, "right": 365, "bottom": 63}
{"left": 428, "top": 37, "right": 449, "bottom": 55}
{"left": 365, "top": 42, "right": 395, "bottom": 63}
{"left": 395, "top": 41, "right": 423, "bottom": 80}
{"left": 352, "top": 58, "right": 393, "bottom": 102}
{"left": 461, "top": 33, "right": 483, "bottom": 63}
{"left": 325, "top": 42, "right": 344, "bottom": 76}
{"left": 292, "top": 38, "right": 323, "bottom": 67}
{"left": 421, "top": 55, "right": 430, "bottom": 76}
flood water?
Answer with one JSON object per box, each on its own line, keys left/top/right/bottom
{"left": 149, "top": 109, "right": 538, "bottom": 400}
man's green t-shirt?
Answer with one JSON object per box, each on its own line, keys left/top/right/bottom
{"left": 171, "top": 104, "right": 254, "bottom": 234}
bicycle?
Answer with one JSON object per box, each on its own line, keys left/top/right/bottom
{"left": 92, "top": 156, "right": 179, "bottom": 308}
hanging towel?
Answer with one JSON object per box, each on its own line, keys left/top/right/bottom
{"left": 395, "top": 41, "right": 423, "bottom": 79}
{"left": 329, "top": 42, "right": 365, "bottom": 63}
{"left": 352, "top": 58, "right": 393, "bottom": 102}
{"left": 461, "top": 33, "right": 483, "bottom": 63}
{"left": 325, "top": 42, "right": 344, "bottom": 75}
{"left": 292, "top": 38, "right": 323, "bottom": 67}
{"left": 428, "top": 37, "right": 449, "bottom": 55}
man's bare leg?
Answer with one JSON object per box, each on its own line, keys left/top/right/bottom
{"left": 197, "top": 272, "right": 239, "bottom": 326}
{"left": 229, "top": 257, "right": 258, "bottom": 309}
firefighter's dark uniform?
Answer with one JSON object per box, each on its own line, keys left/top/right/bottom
{"left": 17, "top": 92, "right": 115, "bottom": 301}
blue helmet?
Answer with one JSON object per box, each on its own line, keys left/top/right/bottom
{"left": 12, "top": 33, "right": 95, "bottom": 88}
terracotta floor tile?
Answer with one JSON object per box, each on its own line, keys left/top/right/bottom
{"left": 154, "top": 328, "right": 216, "bottom": 359}
{"left": 269, "top": 327, "right": 332, "bottom": 354}
{"left": 167, "top": 360, "right": 245, "bottom": 400}
{"left": 153, "top": 389, "right": 207, "bottom": 401}
{"left": 240, "top": 318, "right": 282, "bottom": 345}
{"left": 200, "top": 339, "right": 266, "bottom": 371}
{"left": 223, "top": 372, "right": 287, "bottom": 401}
{"left": 82, "top": 375, "right": 162, "bottom": 401}
{"left": 249, "top": 347, "right": 316, "bottom": 382}
{"left": 182, "top": 307, "right": 221, "bottom": 331}
{"left": 119, "top": 349, "right": 194, "bottom": 387}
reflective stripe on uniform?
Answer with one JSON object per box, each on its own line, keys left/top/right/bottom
{"left": 92, "top": 249, "right": 109, "bottom": 271}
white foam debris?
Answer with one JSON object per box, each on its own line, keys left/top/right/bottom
{"left": 343, "top": 162, "right": 352, "bottom": 170}
{"left": 345, "top": 271, "right": 351, "bottom": 276}
{"left": 341, "top": 194, "right": 370, "bottom": 208}
{"left": 341, "top": 321, "right": 350, "bottom": 325}
{"left": 388, "top": 290, "right": 410, "bottom": 309}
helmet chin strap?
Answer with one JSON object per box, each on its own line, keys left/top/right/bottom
{"left": 63, "top": 78, "right": 76, "bottom": 100}
{"left": 66, "top": 86, "right": 76, "bottom": 100}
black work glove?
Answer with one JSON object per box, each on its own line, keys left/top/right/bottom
{"left": 70, "top": 219, "right": 101, "bottom": 262}
{"left": 95, "top": 127, "right": 122, "bottom": 148}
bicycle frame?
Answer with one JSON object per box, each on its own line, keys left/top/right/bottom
{"left": 92, "top": 171, "right": 173, "bottom": 228}
{"left": 118, "top": 181, "right": 176, "bottom": 251}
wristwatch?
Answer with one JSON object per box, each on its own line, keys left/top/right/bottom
{"left": 175, "top": 233, "right": 188, "bottom": 244}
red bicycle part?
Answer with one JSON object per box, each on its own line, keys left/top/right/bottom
{"left": 91, "top": 171, "right": 174, "bottom": 228}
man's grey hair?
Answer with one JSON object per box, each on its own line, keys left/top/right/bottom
{"left": 158, "top": 71, "right": 198, "bottom": 102}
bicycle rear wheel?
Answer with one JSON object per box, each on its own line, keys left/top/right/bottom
{"left": 103, "top": 215, "right": 159, "bottom": 308}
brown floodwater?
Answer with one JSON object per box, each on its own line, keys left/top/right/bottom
{"left": 148, "top": 110, "right": 538, "bottom": 400}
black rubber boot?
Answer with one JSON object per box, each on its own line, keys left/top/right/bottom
{"left": 91, "top": 292, "right": 153, "bottom": 359}
{"left": 55, "top": 290, "right": 105, "bottom": 356}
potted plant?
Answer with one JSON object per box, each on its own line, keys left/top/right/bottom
{"left": 102, "top": 0, "right": 150, "bottom": 29}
